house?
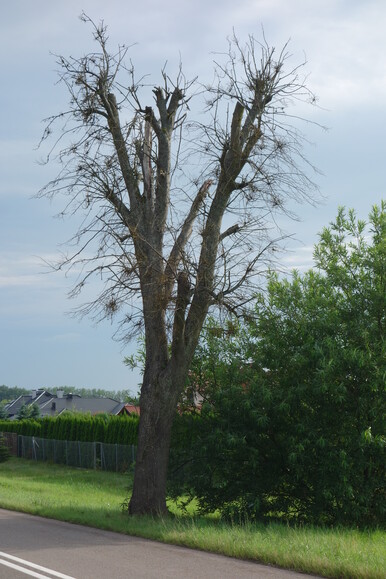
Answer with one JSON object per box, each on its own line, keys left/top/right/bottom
{"left": 117, "top": 404, "right": 141, "bottom": 417}
{"left": 5, "top": 390, "right": 53, "bottom": 419}
{"left": 4, "top": 389, "right": 126, "bottom": 419}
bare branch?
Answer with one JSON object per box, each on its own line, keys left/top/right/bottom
{"left": 219, "top": 223, "right": 240, "bottom": 241}
{"left": 165, "top": 179, "right": 213, "bottom": 300}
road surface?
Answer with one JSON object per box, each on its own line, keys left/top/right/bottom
{"left": 0, "top": 509, "right": 319, "bottom": 578}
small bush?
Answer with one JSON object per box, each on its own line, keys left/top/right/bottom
{"left": 0, "top": 435, "right": 10, "bottom": 463}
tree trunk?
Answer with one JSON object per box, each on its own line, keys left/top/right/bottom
{"left": 129, "top": 368, "right": 180, "bottom": 515}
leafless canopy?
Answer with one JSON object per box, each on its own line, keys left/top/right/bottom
{"left": 39, "top": 16, "right": 319, "bottom": 346}
{"left": 39, "top": 14, "right": 322, "bottom": 515}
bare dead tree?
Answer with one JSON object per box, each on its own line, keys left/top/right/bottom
{"left": 38, "top": 14, "right": 320, "bottom": 515}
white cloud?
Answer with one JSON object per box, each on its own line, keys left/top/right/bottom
{"left": 281, "top": 245, "right": 315, "bottom": 273}
{"left": 0, "top": 252, "right": 61, "bottom": 288}
{"left": 0, "top": 274, "right": 42, "bottom": 288}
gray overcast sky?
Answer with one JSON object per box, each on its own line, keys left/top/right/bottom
{"left": 0, "top": 0, "right": 385, "bottom": 394}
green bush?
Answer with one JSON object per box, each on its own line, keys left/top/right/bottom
{"left": 168, "top": 204, "right": 386, "bottom": 528}
{"left": 0, "top": 435, "right": 10, "bottom": 463}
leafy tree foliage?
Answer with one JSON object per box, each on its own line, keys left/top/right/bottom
{"left": 170, "top": 204, "right": 385, "bottom": 526}
{"left": 0, "top": 385, "right": 29, "bottom": 403}
{"left": 15, "top": 403, "right": 41, "bottom": 421}
{"left": 29, "top": 404, "right": 41, "bottom": 420}
{"left": 0, "top": 403, "right": 9, "bottom": 420}
{"left": 16, "top": 404, "right": 32, "bottom": 420}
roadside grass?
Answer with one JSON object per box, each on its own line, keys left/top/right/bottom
{"left": 0, "top": 459, "right": 384, "bottom": 578}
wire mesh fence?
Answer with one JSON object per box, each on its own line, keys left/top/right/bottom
{"left": 17, "top": 435, "right": 136, "bottom": 473}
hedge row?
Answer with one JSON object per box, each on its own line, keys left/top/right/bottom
{"left": 0, "top": 414, "right": 139, "bottom": 445}
{"left": 0, "top": 412, "right": 202, "bottom": 450}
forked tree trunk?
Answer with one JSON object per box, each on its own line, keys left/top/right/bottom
{"left": 43, "top": 22, "right": 318, "bottom": 515}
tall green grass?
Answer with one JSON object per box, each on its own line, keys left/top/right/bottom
{"left": 0, "top": 459, "right": 384, "bottom": 578}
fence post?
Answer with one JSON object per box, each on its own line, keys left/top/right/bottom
{"left": 93, "top": 442, "right": 96, "bottom": 470}
{"left": 100, "top": 443, "right": 104, "bottom": 471}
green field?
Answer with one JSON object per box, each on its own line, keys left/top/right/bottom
{"left": 0, "top": 459, "right": 384, "bottom": 578}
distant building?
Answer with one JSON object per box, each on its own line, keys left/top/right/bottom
{"left": 4, "top": 389, "right": 128, "bottom": 419}
{"left": 117, "top": 404, "right": 141, "bottom": 417}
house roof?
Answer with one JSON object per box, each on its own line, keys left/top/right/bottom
{"left": 5, "top": 390, "right": 126, "bottom": 419}
{"left": 5, "top": 395, "right": 30, "bottom": 413}
{"left": 39, "top": 396, "right": 123, "bottom": 417}
{"left": 118, "top": 404, "right": 141, "bottom": 416}
{"left": 5, "top": 391, "right": 53, "bottom": 416}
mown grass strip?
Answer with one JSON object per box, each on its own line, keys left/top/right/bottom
{"left": 0, "top": 459, "right": 384, "bottom": 578}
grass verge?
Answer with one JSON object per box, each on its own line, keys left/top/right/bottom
{"left": 0, "top": 458, "right": 384, "bottom": 578}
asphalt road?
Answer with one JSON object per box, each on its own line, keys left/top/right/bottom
{"left": 0, "top": 509, "right": 319, "bottom": 578}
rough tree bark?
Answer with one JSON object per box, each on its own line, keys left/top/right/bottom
{"left": 39, "top": 15, "right": 320, "bottom": 515}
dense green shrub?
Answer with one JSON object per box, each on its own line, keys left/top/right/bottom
{"left": 0, "top": 419, "right": 42, "bottom": 437}
{"left": 168, "top": 204, "right": 386, "bottom": 527}
{"left": 0, "top": 404, "right": 9, "bottom": 420}
{"left": 0, "top": 435, "right": 10, "bottom": 463}
{"left": 16, "top": 403, "right": 40, "bottom": 420}
{"left": 0, "top": 413, "right": 139, "bottom": 445}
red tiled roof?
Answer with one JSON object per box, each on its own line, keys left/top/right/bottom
{"left": 120, "top": 404, "right": 141, "bottom": 416}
